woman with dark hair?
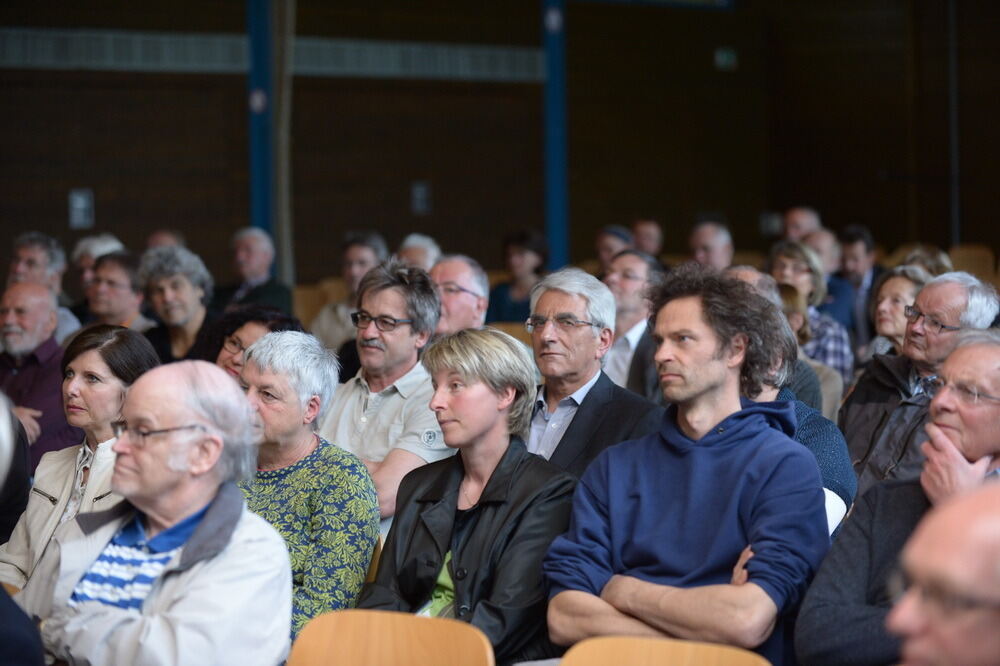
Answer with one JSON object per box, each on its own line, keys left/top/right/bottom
{"left": 485, "top": 229, "right": 548, "bottom": 324}
{"left": 0, "top": 325, "right": 160, "bottom": 591}
{"left": 201, "top": 304, "right": 304, "bottom": 380}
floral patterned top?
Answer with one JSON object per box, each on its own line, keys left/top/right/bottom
{"left": 239, "top": 437, "right": 379, "bottom": 637}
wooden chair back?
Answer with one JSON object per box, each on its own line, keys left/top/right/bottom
{"left": 487, "top": 321, "right": 533, "bottom": 346}
{"left": 948, "top": 243, "right": 996, "bottom": 281}
{"left": 287, "top": 609, "right": 494, "bottom": 666}
{"left": 293, "top": 284, "right": 327, "bottom": 326}
{"left": 561, "top": 636, "right": 770, "bottom": 666}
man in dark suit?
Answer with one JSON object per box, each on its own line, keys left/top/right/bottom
{"left": 212, "top": 227, "right": 292, "bottom": 313}
{"left": 526, "top": 268, "right": 663, "bottom": 478}
{"left": 838, "top": 224, "right": 884, "bottom": 353}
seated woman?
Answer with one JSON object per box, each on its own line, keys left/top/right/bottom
{"left": 779, "top": 284, "right": 843, "bottom": 422}
{"left": 357, "top": 327, "right": 576, "bottom": 665}
{"left": 203, "top": 303, "right": 303, "bottom": 379}
{"left": 0, "top": 325, "right": 160, "bottom": 591}
{"left": 866, "top": 264, "right": 931, "bottom": 359}
{"left": 485, "top": 229, "right": 547, "bottom": 324}
{"left": 238, "top": 330, "right": 379, "bottom": 638}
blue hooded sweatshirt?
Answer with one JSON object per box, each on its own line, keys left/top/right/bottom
{"left": 543, "top": 399, "right": 830, "bottom": 665}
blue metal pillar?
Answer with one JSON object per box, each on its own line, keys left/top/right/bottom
{"left": 247, "top": 0, "right": 275, "bottom": 236}
{"left": 543, "top": 0, "right": 569, "bottom": 269}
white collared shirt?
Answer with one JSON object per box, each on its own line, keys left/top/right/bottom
{"left": 527, "top": 369, "right": 603, "bottom": 460}
{"left": 604, "top": 319, "right": 649, "bottom": 388}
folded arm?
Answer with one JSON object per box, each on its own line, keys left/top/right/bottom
{"left": 547, "top": 590, "right": 670, "bottom": 646}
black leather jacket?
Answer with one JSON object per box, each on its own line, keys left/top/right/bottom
{"left": 357, "top": 438, "right": 576, "bottom": 664}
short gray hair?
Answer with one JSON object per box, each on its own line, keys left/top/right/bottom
{"left": 175, "top": 361, "right": 258, "bottom": 483}
{"left": 232, "top": 227, "right": 275, "bottom": 255}
{"left": 953, "top": 327, "right": 1000, "bottom": 352}
{"left": 530, "top": 267, "right": 616, "bottom": 334}
{"left": 356, "top": 258, "right": 441, "bottom": 337}
{"left": 13, "top": 232, "right": 66, "bottom": 275}
{"left": 244, "top": 331, "right": 340, "bottom": 426}
{"left": 72, "top": 233, "right": 125, "bottom": 264}
{"left": 924, "top": 271, "right": 999, "bottom": 329}
{"left": 398, "top": 233, "right": 441, "bottom": 266}
{"left": 434, "top": 254, "right": 490, "bottom": 298}
{"left": 692, "top": 220, "right": 733, "bottom": 247}
{"left": 138, "top": 246, "right": 214, "bottom": 305}
{"left": 726, "top": 266, "right": 781, "bottom": 307}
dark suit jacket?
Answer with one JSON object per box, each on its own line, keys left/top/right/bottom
{"left": 548, "top": 371, "right": 665, "bottom": 478}
{"left": 213, "top": 277, "right": 292, "bottom": 314}
{"left": 625, "top": 328, "right": 661, "bottom": 404}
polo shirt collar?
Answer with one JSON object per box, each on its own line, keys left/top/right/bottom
{"left": 360, "top": 361, "right": 429, "bottom": 399}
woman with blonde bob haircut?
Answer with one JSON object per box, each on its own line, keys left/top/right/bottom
{"left": 358, "top": 327, "right": 576, "bottom": 665}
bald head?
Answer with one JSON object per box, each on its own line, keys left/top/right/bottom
{"left": 0, "top": 282, "right": 58, "bottom": 358}
{"left": 689, "top": 222, "right": 734, "bottom": 270}
{"left": 784, "top": 207, "right": 821, "bottom": 242}
{"left": 803, "top": 228, "right": 841, "bottom": 275}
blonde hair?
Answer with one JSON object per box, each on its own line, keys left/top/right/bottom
{"left": 769, "top": 240, "right": 827, "bottom": 307}
{"left": 779, "top": 282, "right": 812, "bottom": 346}
{"left": 422, "top": 328, "right": 537, "bottom": 440}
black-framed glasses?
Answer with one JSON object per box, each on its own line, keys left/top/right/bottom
{"left": 111, "top": 421, "right": 207, "bottom": 447}
{"left": 435, "top": 281, "right": 483, "bottom": 299}
{"left": 888, "top": 567, "right": 1000, "bottom": 618}
{"left": 904, "top": 305, "right": 961, "bottom": 334}
{"left": 525, "top": 314, "right": 600, "bottom": 333}
{"left": 222, "top": 335, "right": 248, "bottom": 355}
{"left": 351, "top": 311, "right": 414, "bottom": 332}
{"left": 924, "top": 376, "right": 1000, "bottom": 406}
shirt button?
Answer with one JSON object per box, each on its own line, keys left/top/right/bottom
{"left": 360, "top": 416, "right": 367, "bottom": 423}
{"left": 455, "top": 567, "right": 468, "bottom": 580}
{"left": 458, "top": 604, "right": 471, "bottom": 616}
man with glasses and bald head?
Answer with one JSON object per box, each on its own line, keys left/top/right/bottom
{"left": 839, "top": 271, "right": 999, "bottom": 497}
{"left": 797, "top": 328, "right": 1000, "bottom": 665}
{"left": 317, "top": 259, "right": 451, "bottom": 528}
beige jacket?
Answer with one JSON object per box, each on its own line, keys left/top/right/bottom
{"left": 0, "top": 439, "right": 120, "bottom": 589}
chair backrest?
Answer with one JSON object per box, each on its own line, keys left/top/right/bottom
{"left": 487, "top": 321, "right": 533, "bottom": 347}
{"left": 365, "top": 536, "right": 382, "bottom": 584}
{"left": 948, "top": 244, "right": 996, "bottom": 282}
{"left": 561, "top": 636, "right": 770, "bottom": 666}
{"left": 287, "top": 609, "right": 495, "bottom": 666}
{"left": 293, "top": 284, "right": 327, "bottom": 326}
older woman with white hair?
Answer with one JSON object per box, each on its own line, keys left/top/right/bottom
{"left": 239, "top": 330, "right": 379, "bottom": 638}
{"left": 357, "top": 328, "right": 576, "bottom": 665}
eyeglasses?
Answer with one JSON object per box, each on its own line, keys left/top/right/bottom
{"left": 435, "top": 282, "right": 483, "bottom": 299}
{"left": 525, "top": 314, "right": 600, "bottom": 333}
{"left": 222, "top": 335, "right": 249, "bottom": 355}
{"left": 925, "top": 376, "right": 1000, "bottom": 406}
{"left": 351, "top": 311, "right": 414, "bottom": 332}
{"left": 888, "top": 567, "right": 1000, "bottom": 619}
{"left": 111, "top": 421, "right": 207, "bottom": 447}
{"left": 904, "top": 305, "right": 961, "bottom": 334}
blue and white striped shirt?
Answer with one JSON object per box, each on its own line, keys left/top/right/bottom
{"left": 69, "top": 506, "right": 208, "bottom": 610}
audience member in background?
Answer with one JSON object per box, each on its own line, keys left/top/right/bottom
{"left": 769, "top": 241, "right": 854, "bottom": 386}
{"left": 689, "top": 220, "right": 734, "bottom": 271}
{"left": 69, "top": 233, "right": 125, "bottom": 322}
{"left": 603, "top": 249, "right": 664, "bottom": 402}
{"left": 838, "top": 225, "right": 883, "bottom": 352}
{"left": 396, "top": 233, "right": 441, "bottom": 272}
{"left": 86, "top": 252, "right": 156, "bottom": 333}
{"left": 212, "top": 227, "right": 291, "bottom": 314}
{"left": 311, "top": 230, "right": 388, "bottom": 352}
{"left": 0, "top": 404, "right": 30, "bottom": 544}
{"left": 783, "top": 206, "right": 822, "bottom": 242}
{"left": 7, "top": 233, "right": 80, "bottom": 344}
{"left": 317, "top": 259, "right": 451, "bottom": 528}
{"left": 486, "top": 228, "right": 547, "bottom": 324}
{"left": 726, "top": 266, "right": 824, "bottom": 412}
{"left": 0, "top": 326, "right": 159, "bottom": 591}
{"left": 0, "top": 283, "right": 82, "bottom": 471}
{"left": 778, "top": 284, "right": 843, "bottom": 421}
{"left": 840, "top": 272, "right": 999, "bottom": 497}
{"left": 358, "top": 328, "right": 575, "bottom": 665}
{"left": 0, "top": 392, "right": 44, "bottom": 666}
{"left": 631, "top": 218, "right": 663, "bottom": 257}
{"left": 594, "top": 225, "right": 633, "bottom": 277}
{"left": 430, "top": 255, "right": 489, "bottom": 335}
{"left": 796, "top": 329, "right": 1000, "bottom": 666}
{"left": 803, "top": 228, "right": 856, "bottom": 333}
{"left": 886, "top": 484, "right": 1000, "bottom": 666}
{"left": 240, "top": 332, "right": 379, "bottom": 638}
{"left": 544, "top": 264, "right": 829, "bottom": 665}
{"left": 901, "top": 244, "right": 953, "bottom": 276}
{"left": 526, "top": 268, "right": 662, "bottom": 477}
{"left": 15, "top": 361, "right": 293, "bottom": 664}
{"left": 209, "top": 304, "right": 303, "bottom": 380}
{"left": 145, "top": 228, "right": 186, "bottom": 249}
{"left": 865, "top": 264, "right": 931, "bottom": 359}
{"left": 139, "top": 245, "right": 216, "bottom": 364}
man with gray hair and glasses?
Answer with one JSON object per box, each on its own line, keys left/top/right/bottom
{"left": 797, "top": 328, "right": 1000, "bottom": 665}
{"left": 317, "top": 259, "right": 451, "bottom": 528}
{"left": 7, "top": 232, "right": 80, "bottom": 345}
{"left": 840, "top": 271, "right": 999, "bottom": 496}
{"left": 526, "top": 267, "right": 662, "bottom": 477}
{"left": 429, "top": 254, "right": 489, "bottom": 335}
{"left": 15, "top": 361, "right": 293, "bottom": 664}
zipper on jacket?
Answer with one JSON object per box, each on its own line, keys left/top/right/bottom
{"left": 93, "top": 491, "right": 113, "bottom": 503}
{"left": 30, "top": 487, "right": 59, "bottom": 505}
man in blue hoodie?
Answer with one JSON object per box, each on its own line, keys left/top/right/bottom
{"left": 544, "top": 264, "right": 830, "bottom": 665}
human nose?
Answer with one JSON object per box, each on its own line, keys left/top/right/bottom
{"left": 654, "top": 339, "right": 674, "bottom": 365}
{"left": 885, "top": 587, "right": 926, "bottom": 641}
{"left": 429, "top": 385, "right": 448, "bottom": 411}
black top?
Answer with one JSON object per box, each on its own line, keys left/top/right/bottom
{"left": 0, "top": 415, "right": 31, "bottom": 542}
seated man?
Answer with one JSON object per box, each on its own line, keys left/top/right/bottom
{"left": 544, "top": 264, "right": 830, "bottom": 665}
{"left": 395, "top": 233, "right": 441, "bottom": 272}
{"left": 689, "top": 220, "right": 734, "bottom": 271}
{"left": 631, "top": 218, "right": 663, "bottom": 257}
{"left": 87, "top": 251, "right": 156, "bottom": 332}
{"left": 7, "top": 232, "right": 80, "bottom": 344}
{"left": 139, "top": 246, "right": 217, "bottom": 363}
{"left": 886, "top": 484, "right": 1000, "bottom": 666}
{"left": 840, "top": 271, "right": 998, "bottom": 496}
{"left": 240, "top": 331, "right": 379, "bottom": 637}
{"left": 212, "top": 227, "right": 291, "bottom": 314}
{"left": 15, "top": 361, "right": 292, "bottom": 664}
{"left": 429, "top": 254, "right": 489, "bottom": 335}
{"left": 796, "top": 328, "right": 1000, "bottom": 665}
{"left": 803, "top": 228, "right": 855, "bottom": 333}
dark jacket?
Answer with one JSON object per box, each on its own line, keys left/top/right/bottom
{"left": 838, "top": 354, "right": 928, "bottom": 496}
{"left": 795, "top": 480, "right": 929, "bottom": 665}
{"left": 213, "top": 278, "right": 292, "bottom": 314}
{"left": 548, "top": 371, "right": 664, "bottom": 477}
{"left": 357, "top": 438, "right": 576, "bottom": 665}
{"left": 625, "top": 328, "right": 660, "bottom": 403}
{"left": 0, "top": 416, "right": 31, "bottom": 542}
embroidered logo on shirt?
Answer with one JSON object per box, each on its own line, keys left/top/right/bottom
{"left": 421, "top": 430, "right": 438, "bottom": 447}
